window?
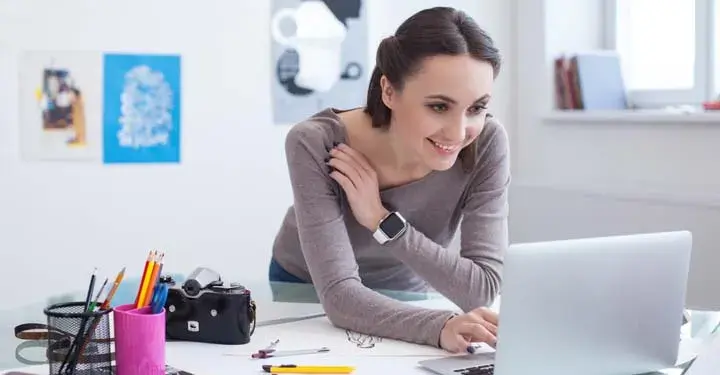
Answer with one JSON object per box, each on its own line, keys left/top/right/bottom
{"left": 604, "top": 0, "right": 716, "bottom": 108}
{"left": 715, "top": 0, "right": 720, "bottom": 98}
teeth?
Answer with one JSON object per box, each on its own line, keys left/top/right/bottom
{"left": 431, "top": 140, "right": 458, "bottom": 152}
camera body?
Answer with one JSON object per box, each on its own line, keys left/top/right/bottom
{"left": 164, "top": 268, "right": 256, "bottom": 345}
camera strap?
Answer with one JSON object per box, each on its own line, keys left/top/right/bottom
{"left": 248, "top": 300, "right": 257, "bottom": 336}
{"left": 14, "top": 322, "right": 117, "bottom": 366}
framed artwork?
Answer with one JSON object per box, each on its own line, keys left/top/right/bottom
{"left": 270, "top": 0, "right": 367, "bottom": 125}
{"left": 102, "top": 53, "right": 181, "bottom": 164}
{"left": 17, "top": 51, "right": 103, "bottom": 161}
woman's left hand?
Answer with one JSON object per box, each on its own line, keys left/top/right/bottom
{"left": 327, "top": 143, "right": 389, "bottom": 231}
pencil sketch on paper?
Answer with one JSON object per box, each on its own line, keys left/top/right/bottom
{"left": 345, "top": 329, "right": 382, "bottom": 349}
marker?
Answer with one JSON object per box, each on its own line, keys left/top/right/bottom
{"left": 261, "top": 364, "right": 355, "bottom": 374}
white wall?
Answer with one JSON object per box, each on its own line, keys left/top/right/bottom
{"left": 0, "top": 0, "right": 514, "bottom": 308}
{"left": 512, "top": 0, "right": 720, "bottom": 309}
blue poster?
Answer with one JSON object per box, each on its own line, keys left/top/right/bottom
{"left": 102, "top": 53, "right": 181, "bottom": 164}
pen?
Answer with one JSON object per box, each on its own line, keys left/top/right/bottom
{"left": 261, "top": 365, "right": 355, "bottom": 374}
{"left": 77, "top": 267, "right": 125, "bottom": 363}
{"left": 61, "top": 268, "right": 97, "bottom": 373}
{"left": 150, "top": 282, "right": 169, "bottom": 314}
{"left": 253, "top": 347, "right": 330, "bottom": 359}
{"left": 88, "top": 277, "right": 108, "bottom": 311}
{"left": 84, "top": 268, "right": 97, "bottom": 311}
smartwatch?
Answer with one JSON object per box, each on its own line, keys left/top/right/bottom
{"left": 373, "top": 211, "right": 408, "bottom": 245}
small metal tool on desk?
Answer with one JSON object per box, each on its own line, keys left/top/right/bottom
{"left": 248, "top": 339, "right": 330, "bottom": 359}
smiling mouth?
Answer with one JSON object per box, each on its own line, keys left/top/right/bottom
{"left": 427, "top": 138, "right": 462, "bottom": 153}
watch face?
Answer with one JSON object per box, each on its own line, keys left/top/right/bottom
{"left": 380, "top": 213, "right": 406, "bottom": 237}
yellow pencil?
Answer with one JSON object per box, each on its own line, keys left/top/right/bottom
{"left": 136, "top": 250, "right": 157, "bottom": 308}
{"left": 261, "top": 365, "right": 355, "bottom": 374}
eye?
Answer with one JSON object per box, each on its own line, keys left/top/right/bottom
{"left": 427, "top": 103, "right": 448, "bottom": 113}
{"left": 468, "top": 105, "right": 487, "bottom": 116}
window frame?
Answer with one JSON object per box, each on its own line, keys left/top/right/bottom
{"left": 603, "top": 0, "right": 716, "bottom": 108}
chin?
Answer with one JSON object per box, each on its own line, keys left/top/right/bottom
{"left": 425, "top": 157, "right": 458, "bottom": 171}
{"left": 422, "top": 138, "right": 462, "bottom": 171}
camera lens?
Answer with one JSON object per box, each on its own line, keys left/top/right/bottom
{"left": 183, "top": 279, "right": 201, "bottom": 296}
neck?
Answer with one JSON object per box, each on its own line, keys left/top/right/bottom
{"left": 344, "top": 109, "right": 432, "bottom": 187}
{"left": 376, "top": 130, "right": 429, "bottom": 177}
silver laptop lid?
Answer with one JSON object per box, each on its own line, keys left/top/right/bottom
{"left": 493, "top": 231, "right": 692, "bottom": 375}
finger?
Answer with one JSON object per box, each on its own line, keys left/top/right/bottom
{"left": 480, "top": 320, "right": 497, "bottom": 337}
{"left": 328, "top": 158, "right": 363, "bottom": 188}
{"left": 335, "top": 143, "right": 375, "bottom": 175}
{"left": 458, "top": 322, "right": 496, "bottom": 347}
{"left": 330, "top": 170, "right": 356, "bottom": 195}
{"left": 446, "top": 334, "right": 471, "bottom": 354}
{"left": 479, "top": 308, "right": 499, "bottom": 326}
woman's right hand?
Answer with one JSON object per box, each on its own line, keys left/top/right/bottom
{"left": 439, "top": 307, "right": 498, "bottom": 353}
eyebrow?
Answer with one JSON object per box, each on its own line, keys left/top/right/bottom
{"left": 424, "top": 94, "right": 491, "bottom": 104}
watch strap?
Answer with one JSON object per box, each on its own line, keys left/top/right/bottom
{"left": 373, "top": 227, "right": 391, "bottom": 244}
{"left": 372, "top": 211, "right": 407, "bottom": 245}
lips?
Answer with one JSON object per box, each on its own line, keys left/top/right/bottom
{"left": 427, "top": 138, "right": 462, "bottom": 153}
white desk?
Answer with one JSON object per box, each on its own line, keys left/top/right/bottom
{"left": 3, "top": 283, "right": 717, "bottom": 375}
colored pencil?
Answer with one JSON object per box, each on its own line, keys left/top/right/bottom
{"left": 142, "top": 252, "right": 164, "bottom": 307}
{"left": 136, "top": 250, "right": 157, "bottom": 309}
{"left": 100, "top": 267, "right": 126, "bottom": 310}
{"left": 134, "top": 250, "right": 155, "bottom": 307}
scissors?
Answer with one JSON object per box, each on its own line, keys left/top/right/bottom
{"left": 150, "top": 282, "right": 169, "bottom": 314}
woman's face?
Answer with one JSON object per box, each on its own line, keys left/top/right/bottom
{"left": 381, "top": 54, "right": 495, "bottom": 171}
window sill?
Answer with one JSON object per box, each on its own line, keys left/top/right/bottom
{"left": 543, "top": 110, "right": 720, "bottom": 124}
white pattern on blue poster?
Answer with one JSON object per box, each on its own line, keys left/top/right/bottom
{"left": 103, "top": 53, "right": 181, "bottom": 164}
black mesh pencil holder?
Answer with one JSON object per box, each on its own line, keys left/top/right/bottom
{"left": 43, "top": 302, "right": 114, "bottom": 375}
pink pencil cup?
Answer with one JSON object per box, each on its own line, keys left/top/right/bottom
{"left": 113, "top": 304, "right": 166, "bottom": 375}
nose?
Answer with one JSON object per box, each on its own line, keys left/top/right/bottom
{"left": 441, "top": 118, "right": 467, "bottom": 144}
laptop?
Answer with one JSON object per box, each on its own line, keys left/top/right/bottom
{"left": 419, "top": 231, "right": 693, "bottom": 375}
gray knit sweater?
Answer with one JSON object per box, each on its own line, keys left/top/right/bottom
{"left": 272, "top": 108, "right": 510, "bottom": 347}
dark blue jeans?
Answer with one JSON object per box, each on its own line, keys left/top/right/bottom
{"left": 268, "top": 258, "right": 309, "bottom": 283}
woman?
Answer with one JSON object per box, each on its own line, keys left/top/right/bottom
{"left": 270, "top": 6, "right": 509, "bottom": 353}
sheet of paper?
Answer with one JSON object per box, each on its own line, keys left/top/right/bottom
{"left": 224, "top": 316, "right": 450, "bottom": 358}
{"left": 169, "top": 345, "right": 437, "bottom": 375}
{"left": 683, "top": 331, "right": 720, "bottom": 374}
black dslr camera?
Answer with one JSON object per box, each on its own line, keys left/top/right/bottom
{"left": 164, "top": 267, "right": 256, "bottom": 345}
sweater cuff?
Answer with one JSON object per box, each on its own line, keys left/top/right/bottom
{"left": 424, "top": 310, "right": 458, "bottom": 348}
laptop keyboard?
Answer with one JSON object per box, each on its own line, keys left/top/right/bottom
{"left": 454, "top": 364, "right": 494, "bottom": 375}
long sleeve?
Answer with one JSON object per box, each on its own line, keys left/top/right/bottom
{"left": 384, "top": 120, "right": 510, "bottom": 312}
{"left": 284, "top": 122, "right": 456, "bottom": 347}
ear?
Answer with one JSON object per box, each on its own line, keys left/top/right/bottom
{"left": 379, "top": 75, "right": 396, "bottom": 109}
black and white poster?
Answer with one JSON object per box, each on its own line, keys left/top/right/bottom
{"left": 270, "top": 0, "right": 367, "bottom": 125}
